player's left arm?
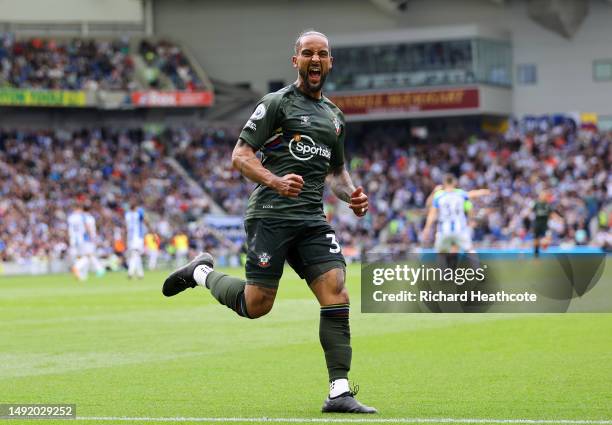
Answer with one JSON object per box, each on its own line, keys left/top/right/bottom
{"left": 467, "top": 188, "right": 491, "bottom": 199}
{"left": 327, "top": 165, "right": 368, "bottom": 217}
{"left": 327, "top": 111, "right": 367, "bottom": 217}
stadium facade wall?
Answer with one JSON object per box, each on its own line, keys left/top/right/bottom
{"left": 153, "top": 0, "right": 612, "bottom": 117}
{"left": 153, "top": 0, "right": 396, "bottom": 96}
{"left": 0, "top": 0, "right": 143, "bottom": 23}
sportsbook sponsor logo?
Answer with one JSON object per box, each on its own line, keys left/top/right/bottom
{"left": 250, "top": 104, "right": 266, "bottom": 120}
{"left": 289, "top": 134, "right": 331, "bottom": 161}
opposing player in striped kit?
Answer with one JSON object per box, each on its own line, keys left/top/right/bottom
{"left": 422, "top": 174, "right": 485, "bottom": 253}
{"left": 125, "top": 200, "right": 149, "bottom": 280}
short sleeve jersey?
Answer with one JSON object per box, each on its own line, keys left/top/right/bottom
{"left": 125, "top": 207, "right": 145, "bottom": 241}
{"left": 68, "top": 211, "right": 87, "bottom": 249}
{"left": 432, "top": 189, "right": 470, "bottom": 234}
{"left": 239, "top": 84, "right": 346, "bottom": 221}
{"left": 534, "top": 201, "right": 552, "bottom": 225}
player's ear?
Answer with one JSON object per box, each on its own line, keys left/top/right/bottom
{"left": 329, "top": 55, "right": 333, "bottom": 70}
{"left": 291, "top": 55, "right": 298, "bottom": 68}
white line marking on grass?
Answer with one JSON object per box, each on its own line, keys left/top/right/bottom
{"left": 78, "top": 417, "right": 612, "bottom": 424}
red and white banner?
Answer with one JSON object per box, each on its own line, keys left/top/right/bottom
{"left": 330, "top": 88, "right": 479, "bottom": 116}
{"left": 131, "top": 90, "right": 214, "bottom": 107}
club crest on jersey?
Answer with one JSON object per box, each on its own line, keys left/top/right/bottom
{"left": 332, "top": 117, "right": 341, "bottom": 135}
{"left": 300, "top": 115, "right": 311, "bottom": 126}
{"left": 258, "top": 252, "right": 271, "bottom": 268}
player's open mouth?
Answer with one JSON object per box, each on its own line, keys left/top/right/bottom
{"left": 308, "top": 67, "right": 321, "bottom": 81}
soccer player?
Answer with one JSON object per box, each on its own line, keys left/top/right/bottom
{"left": 172, "top": 231, "right": 189, "bottom": 268}
{"left": 145, "top": 232, "right": 161, "bottom": 270}
{"left": 421, "top": 174, "right": 487, "bottom": 253}
{"left": 532, "top": 191, "right": 562, "bottom": 257}
{"left": 67, "top": 203, "right": 89, "bottom": 281}
{"left": 125, "top": 200, "right": 148, "bottom": 279}
{"left": 83, "top": 204, "right": 106, "bottom": 277}
{"left": 163, "top": 30, "right": 376, "bottom": 414}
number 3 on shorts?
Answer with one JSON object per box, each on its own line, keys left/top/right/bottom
{"left": 326, "top": 233, "right": 341, "bottom": 253}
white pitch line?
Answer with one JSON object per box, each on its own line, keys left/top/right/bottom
{"left": 78, "top": 417, "right": 612, "bottom": 424}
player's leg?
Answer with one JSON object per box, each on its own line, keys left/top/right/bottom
{"left": 293, "top": 221, "right": 376, "bottom": 413}
{"left": 308, "top": 267, "right": 376, "bottom": 413}
{"left": 534, "top": 225, "right": 543, "bottom": 258}
{"left": 163, "top": 255, "right": 278, "bottom": 318}
{"left": 162, "top": 219, "right": 287, "bottom": 319}
{"left": 135, "top": 250, "right": 144, "bottom": 279}
{"left": 127, "top": 248, "right": 138, "bottom": 278}
{"left": 148, "top": 250, "right": 158, "bottom": 270}
{"left": 73, "top": 255, "right": 89, "bottom": 281}
{"left": 89, "top": 254, "right": 105, "bottom": 277}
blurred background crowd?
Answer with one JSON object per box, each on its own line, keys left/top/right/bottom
{"left": 1, "top": 120, "right": 610, "bottom": 264}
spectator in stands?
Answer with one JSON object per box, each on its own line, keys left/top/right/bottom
{"left": 0, "top": 34, "right": 135, "bottom": 91}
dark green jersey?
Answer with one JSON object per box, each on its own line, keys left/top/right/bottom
{"left": 534, "top": 201, "right": 552, "bottom": 224}
{"left": 239, "top": 85, "right": 346, "bottom": 220}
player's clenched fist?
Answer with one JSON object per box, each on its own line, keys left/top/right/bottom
{"left": 349, "top": 186, "right": 368, "bottom": 217}
{"left": 273, "top": 173, "right": 304, "bottom": 198}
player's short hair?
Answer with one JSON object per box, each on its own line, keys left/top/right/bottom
{"left": 444, "top": 174, "right": 457, "bottom": 186}
{"left": 294, "top": 29, "right": 329, "bottom": 54}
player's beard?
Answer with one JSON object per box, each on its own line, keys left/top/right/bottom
{"left": 299, "top": 67, "right": 328, "bottom": 95}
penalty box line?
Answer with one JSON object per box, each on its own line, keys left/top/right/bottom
{"left": 78, "top": 417, "right": 612, "bottom": 424}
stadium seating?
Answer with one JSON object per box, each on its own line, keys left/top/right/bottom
{"left": 0, "top": 128, "right": 211, "bottom": 262}
{"left": 172, "top": 123, "right": 610, "bottom": 253}
{"left": 0, "top": 34, "right": 206, "bottom": 93}
{"left": 0, "top": 123, "right": 609, "bottom": 263}
{"left": 0, "top": 34, "right": 135, "bottom": 90}
{"left": 138, "top": 39, "right": 205, "bottom": 91}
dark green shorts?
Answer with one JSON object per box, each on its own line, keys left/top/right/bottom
{"left": 534, "top": 221, "right": 548, "bottom": 238}
{"left": 244, "top": 218, "right": 346, "bottom": 288}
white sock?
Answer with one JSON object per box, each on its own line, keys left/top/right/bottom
{"left": 193, "top": 264, "right": 213, "bottom": 288}
{"left": 329, "top": 378, "right": 349, "bottom": 398}
{"left": 135, "top": 255, "right": 144, "bottom": 278}
{"left": 76, "top": 257, "right": 89, "bottom": 280}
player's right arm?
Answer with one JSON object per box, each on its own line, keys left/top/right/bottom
{"left": 421, "top": 206, "right": 438, "bottom": 243}
{"left": 234, "top": 91, "right": 304, "bottom": 198}
{"left": 231, "top": 140, "right": 303, "bottom": 197}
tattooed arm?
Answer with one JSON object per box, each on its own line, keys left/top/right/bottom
{"left": 327, "top": 165, "right": 368, "bottom": 217}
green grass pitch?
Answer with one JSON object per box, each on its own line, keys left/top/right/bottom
{"left": 1, "top": 263, "right": 611, "bottom": 425}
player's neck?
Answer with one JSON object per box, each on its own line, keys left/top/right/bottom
{"left": 294, "top": 79, "right": 322, "bottom": 100}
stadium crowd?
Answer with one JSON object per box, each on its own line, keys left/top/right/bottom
{"left": 333, "top": 123, "right": 610, "bottom": 253}
{"left": 0, "top": 121, "right": 610, "bottom": 264}
{"left": 0, "top": 34, "right": 205, "bottom": 92}
{"left": 139, "top": 39, "right": 205, "bottom": 91}
{"left": 0, "top": 128, "right": 212, "bottom": 263}
{"left": 0, "top": 34, "right": 135, "bottom": 91}
{"left": 173, "top": 121, "right": 611, "bottom": 254}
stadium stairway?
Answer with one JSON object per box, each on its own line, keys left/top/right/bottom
{"left": 164, "top": 157, "right": 225, "bottom": 215}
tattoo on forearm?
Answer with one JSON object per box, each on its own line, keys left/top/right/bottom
{"left": 335, "top": 188, "right": 351, "bottom": 203}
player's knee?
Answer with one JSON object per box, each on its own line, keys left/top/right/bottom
{"left": 244, "top": 284, "right": 276, "bottom": 319}
{"left": 336, "top": 286, "right": 350, "bottom": 304}
{"left": 246, "top": 299, "right": 274, "bottom": 318}
{"left": 314, "top": 268, "right": 350, "bottom": 304}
